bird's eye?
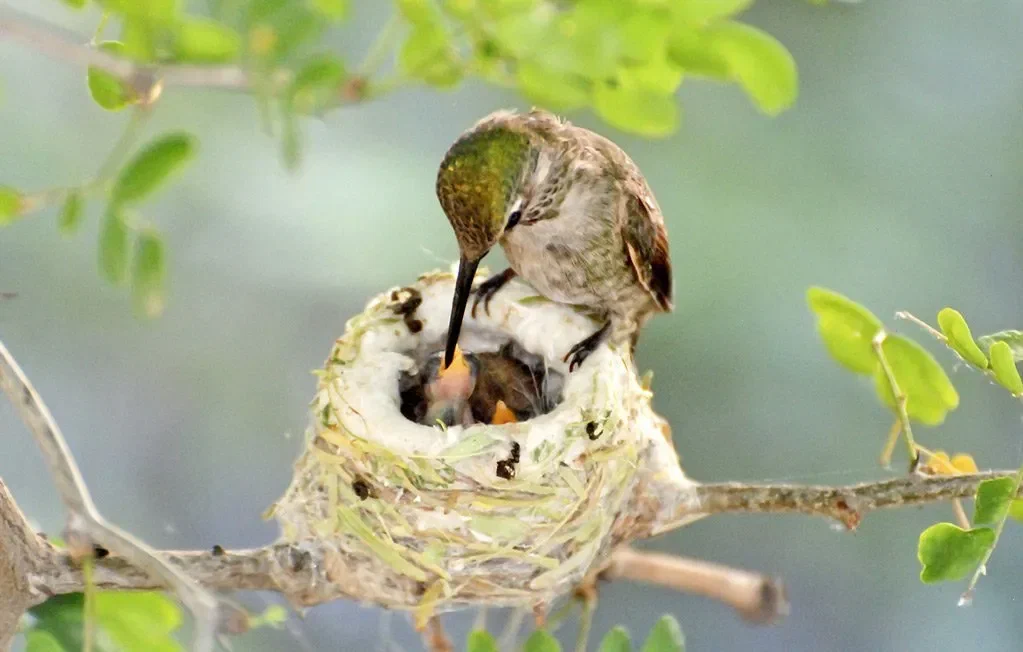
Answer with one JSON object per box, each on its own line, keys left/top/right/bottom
{"left": 506, "top": 209, "right": 523, "bottom": 231}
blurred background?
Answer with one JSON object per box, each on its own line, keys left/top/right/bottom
{"left": 3, "top": 0, "right": 1023, "bottom": 650}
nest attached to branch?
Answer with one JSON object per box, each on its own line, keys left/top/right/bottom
{"left": 269, "top": 267, "right": 698, "bottom": 623}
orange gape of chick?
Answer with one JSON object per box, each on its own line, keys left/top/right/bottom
{"left": 421, "top": 344, "right": 543, "bottom": 427}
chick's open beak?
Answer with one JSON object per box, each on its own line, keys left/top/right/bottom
{"left": 490, "top": 400, "right": 517, "bottom": 425}
{"left": 444, "top": 255, "right": 480, "bottom": 368}
{"left": 427, "top": 344, "right": 477, "bottom": 402}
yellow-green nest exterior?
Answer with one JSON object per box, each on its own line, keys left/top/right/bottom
{"left": 270, "top": 267, "right": 693, "bottom": 621}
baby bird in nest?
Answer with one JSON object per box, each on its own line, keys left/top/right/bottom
{"left": 416, "top": 343, "right": 547, "bottom": 428}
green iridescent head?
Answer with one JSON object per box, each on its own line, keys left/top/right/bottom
{"left": 436, "top": 123, "right": 533, "bottom": 261}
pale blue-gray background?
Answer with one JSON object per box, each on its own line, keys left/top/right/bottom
{"left": 2, "top": 1, "right": 1023, "bottom": 650}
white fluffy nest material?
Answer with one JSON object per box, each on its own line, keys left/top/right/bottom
{"left": 270, "top": 266, "right": 698, "bottom": 620}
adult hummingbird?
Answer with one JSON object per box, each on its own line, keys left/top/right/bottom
{"left": 436, "top": 108, "right": 673, "bottom": 371}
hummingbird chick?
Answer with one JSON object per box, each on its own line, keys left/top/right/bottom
{"left": 419, "top": 343, "right": 548, "bottom": 428}
{"left": 420, "top": 345, "right": 479, "bottom": 428}
{"left": 436, "top": 108, "right": 673, "bottom": 372}
{"left": 470, "top": 344, "right": 545, "bottom": 424}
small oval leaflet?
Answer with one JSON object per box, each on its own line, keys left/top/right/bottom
{"left": 598, "top": 625, "right": 633, "bottom": 652}
{"left": 937, "top": 307, "right": 988, "bottom": 369}
{"left": 524, "top": 629, "right": 562, "bottom": 652}
{"left": 112, "top": 132, "right": 197, "bottom": 206}
{"left": 704, "top": 21, "right": 797, "bottom": 116}
{"left": 466, "top": 630, "right": 500, "bottom": 652}
{"left": 989, "top": 341, "right": 1023, "bottom": 395}
{"left": 973, "top": 477, "right": 1016, "bottom": 526}
{"left": 641, "top": 614, "right": 685, "bottom": 652}
{"left": 0, "top": 186, "right": 23, "bottom": 225}
{"left": 917, "top": 522, "right": 995, "bottom": 583}
{"left": 99, "top": 209, "right": 129, "bottom": 285}
{"left": 806, "top": 287, "right": 883, "bottom": 375}
{"left": 872, "top": 334, "right": 959, "bottom": 426}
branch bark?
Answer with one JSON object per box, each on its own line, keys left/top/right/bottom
{"left": 0, "top": 340, "right": 219, "bottom": 652}
{"left": 1, "top": 470, "right": 1013, "bottom": 607}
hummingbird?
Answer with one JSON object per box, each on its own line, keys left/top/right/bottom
{"left": 436, "top": 108, "right": 673, "bottom": 371}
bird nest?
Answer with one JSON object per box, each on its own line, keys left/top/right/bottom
{"left": 269, "top": 266, "right": 696, "bottom": 623}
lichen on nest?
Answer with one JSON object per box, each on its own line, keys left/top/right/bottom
{"left": 268, "top": 266, "right": 692, "bottom": 623}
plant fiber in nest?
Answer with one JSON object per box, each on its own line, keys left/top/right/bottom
{"left": 269, "top": 267, "right": 697, "bottom": 623}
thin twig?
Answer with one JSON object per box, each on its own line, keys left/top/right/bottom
{"left": 0, "top": 6, "right": 287, "bottom": 92}
{"left": 0, "top": 340, "right": 219, "bottom": 652}
{"left": 603, "top": 548, "right": 788, "bottom": 624}
{"left": 873, "top": 330, "right": 919, "bottom": 471}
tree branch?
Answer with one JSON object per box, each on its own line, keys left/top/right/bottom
{"left": 601, "top": 548, "right": 788, "bottom": 624}
{"left": 0, "top": 6, "right": 284, "bottom": 93}
{"left": 688, "top": 472, "right": 1015, "bottom": 530}
{"left": 0, "top": 340, "right": 219, "bottom": 652}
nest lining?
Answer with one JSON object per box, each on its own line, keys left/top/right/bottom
{"left": 269, "top": 266, "right": 691, "bottom": 619}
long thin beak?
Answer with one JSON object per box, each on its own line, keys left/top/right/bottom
{"left": 444, "top": 255, "right": 480, "bottom": 368}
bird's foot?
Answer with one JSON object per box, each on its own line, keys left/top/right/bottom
{"left": 471, "top": 268, "right": 517, "bottom": 318}
{"left": 563, "top": 322, "right": 611, "bottom": 372}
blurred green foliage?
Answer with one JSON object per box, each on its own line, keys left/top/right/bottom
{"left": 1, "top": 0, "right": 801, "bottom": 317}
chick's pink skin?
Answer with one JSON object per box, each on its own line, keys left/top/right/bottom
{"left": 422, "top": 346, "right": 478, "bottom": 427}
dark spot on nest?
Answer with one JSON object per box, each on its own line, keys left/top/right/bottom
{"left": 585, "top": 421, "right": 600, "bottom": 440}
{"left": 212, "top": 544, "right": 226, "bottom": 556}
{"left": 391, "top": 287, "right": 425, "bottom": 334}
{"left": 496, "top": 441, "right": 521, "bottom": 479}
{"left": 352, "top": 477, "right": 373, "bottom": 500}
{"left": 288, "top": 548, "right": 311, "bottom": 573}
{"left": 93, "top": 545, "right": 110, "bottom": 559}
{"left": 415, "top": 581, "right": 428, "bottom": 596}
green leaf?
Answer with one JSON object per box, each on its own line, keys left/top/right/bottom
{"left": 132, "top": 231, "right": 166, "bottom": 318}
{"left": 917, "top": 523, "right": 994, "bottom": 583}
{"left": 247, "top": 604, "right": 289, "bottom": 629}
{"left": 672, "top": 0, "right": 753, "bottom": 23}
{"left": 667, "top": 29, "right": 730, "bottom": 79}
{"left": 26, "top": 592, "right": 180, "bottom": 652}
{"left": 399, "top": 25, "right": 462, "bottom": 87}
{"left": 87, "top": 41, "right": 135, "bottom": 111}
{"left": 872, "top": 334, "right": 959, "bottom": 426}
{"left": 312, "top": 0, "right": 349, "bottom": 20}
{"left": 290, "top": 54, "right": 347, "bottom": 114}
{"left": 523, "top": 630, "right": 561, "bottom": 652}
{"left": 112, "top": 132, "right": 196, "bottom": 205}
{"left": 936, "top": 308, "right": 988, "bottom": 368}
{"left": 593, "top": 67, "right": 680, "bottom": 137}
{"left": 973, "top": 477, "right": 1015, "bottom": 526}
{"left": 24, "top": 629, "right": 66, "bottom": 652}
{"left": 99, "top": 209, "right": 129, "bottom": 285}
{"left": 516, "top": 61, "right": 590, "bottom": 111}
{"left": 173, "top": 17, "right": 241, "bottom": 63}
{"left": 640, "top": 615, "right": 685, "bottom": 652}
{"left": 704, "top": 22, "right": 797, "bottom": 115}
{"left": 806, "top": 287, "right": 883, "bottom": 374}
{"left": 60, "top": 0, "right": 88, "bottom": 8}
{"left": 92, "top": 592, "right": 182, "bottom": 651}
{"left": 598, "top": 626, "right": 633, "bottom": 652}
{"left": 621, "top": 11, "right": 671, "bottom": 63}
{"left": 977, "top": 330, "right": 1023, "bottom": 361}
{"left": 1008, "top": 499, "right": 1023, "bottom": 523}
{"left": 466, "top": 630, "right": 500, "bottom": 652}
{"left": 0, "top": 186, "right": 23, "bottom": 225}
{"left": 989, "top": 341, "right": 1023, "bottom": 395}
{"left": 397, "top": 0, "right": 443, "bottom": 26}
{"left": 58, "top": 191, "right": 84, "bottom": 235}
